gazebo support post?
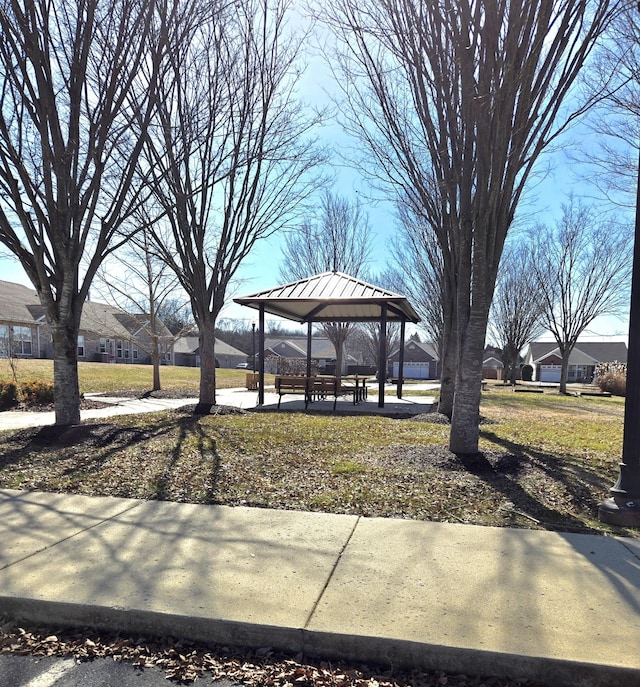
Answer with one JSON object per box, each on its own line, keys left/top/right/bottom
{"left": 258, "top": 305, "right": 265, "bottom": 406}
{"left": 379, "top": 303, "right": 387, "bottom": 408}
{"left": 306, "top": 321, "right": 312, "bottom": 378}
{"left": 397, "top": 319, "right": 406, "bottom": 399}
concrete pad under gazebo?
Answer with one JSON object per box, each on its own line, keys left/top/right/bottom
{"left": 234, "top": 271, "right": 421, "bottom": 408}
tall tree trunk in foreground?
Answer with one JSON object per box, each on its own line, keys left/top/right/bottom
{"left": 145, "top": 0, "right": 323, "bottom": 412}
{"left": 324, "top": 0, "right": 615, "bottom": 452}
{"left": 0, "top": 0, "right": 164, "bottom": 425}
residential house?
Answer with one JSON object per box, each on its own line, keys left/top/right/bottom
{"left": 0, "top": 279, "right": 174, "bottom": 364}
{"left": 483, "top": 349, "right": 505, "bottom": 380}
{"left": 0, "top": 280, "right": 47, "bottom": 358}
{"left": 523, "top": 341, "right": 628, "bottom": 383}
{"left": 173, "top": 335, "right": 247, "bottom": 368}
{"left": 387, "top": 340, "right": 439, "bottom": 380}
{"left": 80, "top": 303, "right": 174, "bottom": 364}
{"left": 263, "top": 336, "right": 358, "bottom": 375}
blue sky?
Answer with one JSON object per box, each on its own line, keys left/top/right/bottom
{"left": 1, "top": 126, "right": 632, "bottom": 342}
{"left": 0, "top": 9, "right": 634, "bottom": 343}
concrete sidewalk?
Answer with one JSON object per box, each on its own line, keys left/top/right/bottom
{"left": 0, "top": 395, "right": 200, "bottom": 430}
{"left": 1, "top": 489, "right": 639, "bottom": 687}
{"left": 0, "top": 385, "right": 437, "bottom": 431}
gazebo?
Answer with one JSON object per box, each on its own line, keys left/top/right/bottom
{"left": 234, "top": 271, "right": 421, "bottom": 407}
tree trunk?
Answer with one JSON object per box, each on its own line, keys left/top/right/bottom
{"left": 449, "top": 311, "right": 486, "bottom": 455}
{"left": 438, "top": 337, "right": 456, "bottom": 419}
{"left": 505, "top": 345, "right": 518, "bottom": 385}
{"left": 335, "top": 340, "right": 344, "bottom": 378}
{"left": 51, "top": 324, "right": 81, "bottom": 426}
{"left": 324, "top": 323, "right": 349, "bottom": 380}
{"left": 196, "top": 319, "right": 217, "bottom": 413}
{"left": 559, "top": 349, "right": 570, "bottom": 394}
{"left": 509, "top": 353, "right": 518, "bottom": 385}
{"left": 152, "top": 337, "right": 161, "bottom": 392}
{"left": 438, "top": 279, "right": 457, "bottom": 418}
{"left": 149, "top": 279, "right": 162, "bottom": 392}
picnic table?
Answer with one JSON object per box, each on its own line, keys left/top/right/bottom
{"left": 338, "top": 375, "right": 369, "bottom": 404}
{"left": 313, "top": 375, "right": 369, "bottom": 408}
{"left": 274, "top": 374, "right": 370, "bottom": 410}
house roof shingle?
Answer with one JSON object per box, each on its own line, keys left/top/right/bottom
{"left": 0, "top": 280, "right": 46, "bottom": 325}
{"left": 0, "top": 279, "right": 173, "bottom": 339}
{"left": 173, "top": 335, "right": 247, "bottom": 358}
{"left": 528, "top": 341, "right": 628, "bottom": 365}
{"left": 264, "top": 337, "right": 340, "bottom": 359}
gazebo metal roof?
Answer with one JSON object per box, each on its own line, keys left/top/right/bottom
{"left": 234, "top": 271, "right": 420, "bottom": 324}
{"left": 234, "top": 271, "right": 421, "bottom": 408}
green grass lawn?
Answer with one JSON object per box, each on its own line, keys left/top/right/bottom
{"left": 0, "top": 376, "right": 631, "bottom": 537}
{"left": 0, "top": 358, "right": 271, "bottom": 393}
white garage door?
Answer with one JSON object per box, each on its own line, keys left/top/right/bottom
{"left": 393, "top": 362, "right": 431, "bottom": 379}
{"left": 540, "top": 364, "right": 561, "bottom": 383}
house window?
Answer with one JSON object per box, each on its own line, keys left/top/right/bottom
{"left": 116, "top": 340, "right": 123, "bottom": 358}
{"left": 165, "top": 351, "right": 171, "bottom": 362}
{"left": 77, "top": 335, "right": 85, "bottom": 358}
{"left": 124, "top": 340, "right": 130, "bottom": 359}
{"left": 0, "top": 324, "right": 8, "bottom": 356}
{"left": 132, "top": 343, "right": 138, "bottom": 360}
{"left": 99, "top": 338, "right": 107, "bottom": 354}
{"left": 13, "top": 325, "right": 32, "bottom": 356}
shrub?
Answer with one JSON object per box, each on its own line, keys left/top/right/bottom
{"left": 20, "top": 379, "right": 55, "bottom": 406}
{"left": 595, "top": 361, "right": 627, "bottom": 397}
{"left": 595, "top": 360, "right": 627, "bottom": 378}
{"left": 274, "top": 357, "right": 319, "bottom": 376}
{"left": 0, "top": 380, "right": 18, "bottom": 410}
{"left": 596, "top": 372, "right": 626, "bottom": 396}
{"left": 521, "top": 364, "right": 533, "bottom": 382}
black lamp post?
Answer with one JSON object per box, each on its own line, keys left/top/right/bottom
{"left": 599, "top": 133, "right": 640, "bottom": 526}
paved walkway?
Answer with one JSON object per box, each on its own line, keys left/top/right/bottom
{"left": 0, "top": 489, "right": 639, "bottom": 687}
{"left": 0, "top": 384, "right": 438, "bottom": 431}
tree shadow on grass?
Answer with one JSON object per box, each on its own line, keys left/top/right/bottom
{"left": 0, "top": 413, "right": 222, "bottom": 505}
{"left": 465, "top": 428, "right": 614, "bottom": 533}
{"left": 146, "top": 416, "right": 222, "bottom": 503}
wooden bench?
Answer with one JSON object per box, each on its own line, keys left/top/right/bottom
{"left": 275, "top": 375, "right": 313, "bottom": 409}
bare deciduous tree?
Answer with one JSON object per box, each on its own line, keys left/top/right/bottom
{"left": 94, "top": 224, "right": 186, "bottom": 391}
{"left": 488, "top": 241, "right": 546, "bottom": 385}
{"left": 145, "top": 0, "right": 323, "bottom": 412}
{"left": 279, "top": 190, "right": 372, "bottom": 377}
{"left": 530, "top": 200, "right": 632, "bottom": 393}
{"left": 323, "top": 0, "right": 615, "bottom": 452}
{"left": 579, "top": 1, "right": 640, "bottom": 207}
{"left": 0, "top": 0, "right": 165, "bottom": 425}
